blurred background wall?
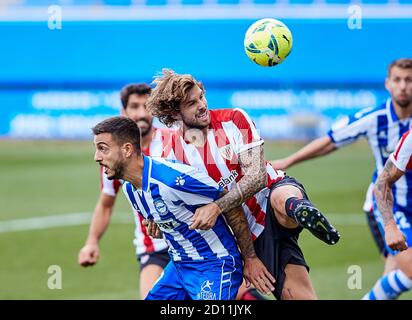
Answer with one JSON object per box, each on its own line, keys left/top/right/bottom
{"left": 0, "top": 0, "right": 411, "bottom": 140}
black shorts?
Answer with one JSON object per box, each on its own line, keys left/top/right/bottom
{"left": 138, "top": 249, "right": 170, "bottom": 271}
{"left": 365, "top": 209, "right": 388, "bottom": 257}
{"left": 253, "top": 176, "right": 309, "bottom": 300}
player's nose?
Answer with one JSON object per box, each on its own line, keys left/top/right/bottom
{"left": 94, "top": 150, "right": 102, "bottom": 162}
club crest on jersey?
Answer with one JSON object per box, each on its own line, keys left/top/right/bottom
{"left": 219, "top": 144, "right": 234, "bottom": 161}
{"left": 197, "top": 280, "right": 216, "bottom": 300}
{"left": 154, "top": 199, "right": 168, "bottom": 215}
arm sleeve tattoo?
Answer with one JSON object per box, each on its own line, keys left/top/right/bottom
{"left": 220, "top": 191, "right": 256, "bottom": 259}
{"left": 375, "top": 159, "right": 404, "bottom": 226}
{"left": 215, "top": 145, "right": 267, "bottom": 213}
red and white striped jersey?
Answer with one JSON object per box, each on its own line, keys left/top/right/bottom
{"left": 163, "top": 108, "right": 285, "bottom": 240}
{"left": 100, "top": 127, "right": 172, "bottom": 256}
{"left": 391, "top": 129, "right": 412, "bottom": 172}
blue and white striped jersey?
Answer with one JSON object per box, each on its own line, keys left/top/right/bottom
{"left": 328, "top": 98, "right": 412, "bottom": 215}
{"left": 122, "top": 155, "right": 241, "bottom": 262}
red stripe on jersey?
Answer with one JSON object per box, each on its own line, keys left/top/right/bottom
{"left": 245, "top": 196, "right": 266, "bottom": 228}
{"left": 394, "top": 130, "right": 410, "bottom": 160}
{"left": 210, "top": 117, "right": 241, "bottom": 175}
{"left": 172, "top": 130, "right": 191, "bottom": 165}
{"left": 202, "top": 141, "right": 225, "bottom": 184}
{"left": 138, "top": 215, "right": 155, "bottom": 253}
{"left": 113, "top": 179, "right": 121, "bottom": 194}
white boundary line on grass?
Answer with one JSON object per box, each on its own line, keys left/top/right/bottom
{"left": 0, "top": 212, "right": 366, "bottom": 234}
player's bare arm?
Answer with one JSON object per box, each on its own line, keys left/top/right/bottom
{"left": 375, "top": 159, "right": 408, "bottom": 251}
{"left": 189, "top": 145, "right": 266, "bottom": 230}
{"left": 223, "top": 202, "right": 275, "bottom": 295}
{"left": 78, "top": 193, "right": 115, "bottom": 267}
{"left": 271, "top": 136, "right": 336, "bottom": 170}
{"left": 216, "top": 145, "right": 267, "bottom": 212}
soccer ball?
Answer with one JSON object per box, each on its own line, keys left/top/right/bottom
{"left": 244, "top": 18, "right": 293, "bottom": 67}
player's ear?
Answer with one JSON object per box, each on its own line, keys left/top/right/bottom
{"left": 120, "top": 108, "right": 127, "bottom": 117}
{"left": 122, "top": 142, "right": 134, "bottom": 158}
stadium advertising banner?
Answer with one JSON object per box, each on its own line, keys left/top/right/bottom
{"left": 0, "top": 87, "right": 387, "bottom": 140}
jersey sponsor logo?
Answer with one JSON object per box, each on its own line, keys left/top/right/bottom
{"left": 154, "top": 199, "right": 168, "bottom": 215}
{"left": 156, "top": 218, "right": 181, "bottom": 230}
{"left": 175, "top": 176, "right": 185, "bottom": 186}
{"left": 219, "top": 144, "right": 234, "bottom": 161}
{"left": 197, "top": 280, "right": 216, "bottom": 300}
{"left": 218, "top": 170, "right": 239, "bottom": 188}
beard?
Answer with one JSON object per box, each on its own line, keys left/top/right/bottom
{"left": 395, "top": 97, "right": 412, "bottom": 109}
{"left": 136, "top": 118, "right": 153, "bottom": 137}
{"left": 107, "top": 161, "right": 125, "bottom": 180}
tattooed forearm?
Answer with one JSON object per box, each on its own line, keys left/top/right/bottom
{"left": 375, "top": 160, "right": 404, "bottom": 226}
{"left": 215, "top": 145, "right": 267, "bottom": 213}
{"left": 224, "top": 205, "right": 256, "bottom": 259}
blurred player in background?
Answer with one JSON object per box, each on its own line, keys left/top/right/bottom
{"left": 78, "top": 84, "right": 172, "bottom": 299}
{"left": 92, "top": 116, "right": 273, "bottom": 300}
{"left": 270, "top": 58, "right": 412, "bottom": 298}
{"left": 146, "top": 69, "right": 340, "bottom": 300}
{"left": 365, "top": 129, "right": 412, "bottom": 299}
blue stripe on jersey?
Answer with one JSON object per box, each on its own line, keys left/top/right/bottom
{"left": 150, "top": 181, "right": 219, "bottom": 260}
{"left": 150, "top": 158, "right": 222, "bottom": 200}
{"left": 125, "top": 183, "right": 144, "bottom": 217}
{"left": 377, "top": 114, "right": 389, "bottom": 168}
{"left": 125, "top": 183, "right": 153, "bottom": 219}
{"left": 163, "top": 232, "right": 189, "bottom": 261}
{"left": 171, "top": 199, "right": 200, "bottom": 214}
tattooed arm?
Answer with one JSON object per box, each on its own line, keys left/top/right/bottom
{"left": 375, "top": 159, "right": 408, "bottom": 251}
{"left": 216, "top": 145, "right": 267, "bottom": 213}
{"left": 222, "top": 192, "right": 275, "bottom": 294}
{"left": 189, "top": 145, "right": 267, "bottom": 230}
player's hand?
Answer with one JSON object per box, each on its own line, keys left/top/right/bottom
{"left": 384, "top": 221, "right": 408, "bottom": 251}
{"left": 78, "top": 243, "right": 100, "bottom": 267}
{"left": 143, "top": 219, "right": 163, "bottom": 239}
{"left": 243, "top": 256, "right": 276, "bottom": 296}
{"left": 269, "top": 158, "right": 290, "bottom": 171}
{"left": 189, "top": 202, "right": 221, "bottom": 230}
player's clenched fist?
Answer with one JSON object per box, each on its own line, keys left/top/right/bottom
{"left": 385, "top": 222, "right": 408, "bottom": 252}
{"left": 78, "top": 243, "right": 100, "bottom": 267}
{"left": 142, "top": 219, "right": 163, "bottom": 239}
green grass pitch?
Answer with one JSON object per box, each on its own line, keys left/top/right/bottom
{"left": 1, "top": 139, "right": 411, "bottom": 300}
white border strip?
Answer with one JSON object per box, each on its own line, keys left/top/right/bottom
{"left": 0, "top": 212, "right": 364, "bottom": 233}
{"left": 1, "top": 5, "right": 412, "bottom": 21}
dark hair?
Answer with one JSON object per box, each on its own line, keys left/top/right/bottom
{"left": 387, "top": 58, "right": 412, "bottom": 77}
{"left": 92, "top": 116, "right": 141, "bottom": 153}
{"left": 146, "top": 68, "right": 204, "bottom": 127}
{"left": 120, "top": 83, "right": 152, "bottom": 109}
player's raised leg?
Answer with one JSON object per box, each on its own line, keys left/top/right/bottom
{"left": 269, "top": 178, "right": 340, "bottom": 245}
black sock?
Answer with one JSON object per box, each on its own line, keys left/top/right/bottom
{"left": 285, "top": 197, "right": 313, "bottom": 220}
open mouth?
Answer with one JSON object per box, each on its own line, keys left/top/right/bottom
{"left": 197, "top": 110, "right": 209, "bottom": 121}
{"left": 100, "top": 163, "right": 110, "bottom": 174}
